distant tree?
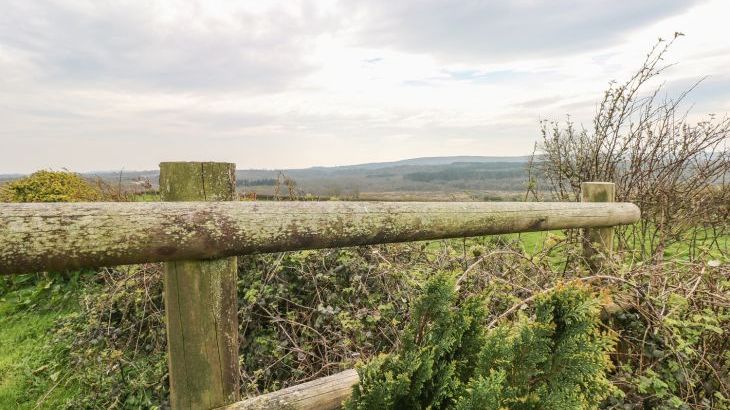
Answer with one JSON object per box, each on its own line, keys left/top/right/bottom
{"left": 237, "top": 178, "right": 278, "bottom": 187}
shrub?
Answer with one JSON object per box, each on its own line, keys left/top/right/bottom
{"left": 1, "top": 170, "right": 101, "bottom": 202}
{"left": 346, "top": 274, "right": 616, "bottom": 409}
{"left": 237, "top": 245, "right": 432, "bottom": 394}
{"left": 47, "top": 265, "right": 168, "bottom": 409}
{"left": 21, "top": 239, "right": 728, "bottom": 409}
{"left": 535, "top": 36, "right": 730, "bottom": 261}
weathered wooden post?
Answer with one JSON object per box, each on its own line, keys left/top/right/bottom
{"left": 159, "top": 162, "right": 240, "bottom": 409}
{"left": 581, "top": 182, "right": 615, "bottom": 271}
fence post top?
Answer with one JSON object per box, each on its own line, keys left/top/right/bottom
{"left": 159, "top": 162, "right": 237, "bottom": 202}
{"left": 159, "top": 161, "right": 236, "bottom": 167}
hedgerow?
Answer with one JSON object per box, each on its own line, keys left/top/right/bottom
{"left": 16, "top": 236, "right": 723, "bottom": 409}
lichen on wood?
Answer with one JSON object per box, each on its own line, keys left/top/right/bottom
{"left": 0, "top": 201, "right": 640, "bottom": 275}
{"left": 581, "top": 182, "right": 616, "bottom": 271}
{"left": 160, "top": 162, "right": 239, "bottom": 410}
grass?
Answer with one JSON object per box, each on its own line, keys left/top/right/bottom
{"left": 0, "top": 290, "right": 80, "bottom": 409}
{"left": 131, "top": 192, "right": 160, "bottom": 202}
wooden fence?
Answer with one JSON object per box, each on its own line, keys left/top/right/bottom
{"left": 0, "top": 162, "right": 639, "bottom": 410}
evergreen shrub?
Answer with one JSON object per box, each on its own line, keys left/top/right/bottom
{"left": 346, "top": 273, "right": 616, "bottom": 409}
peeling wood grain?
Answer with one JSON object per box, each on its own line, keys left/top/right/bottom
{"left": 0, "top": 201, "right": 640, "bottom": 275}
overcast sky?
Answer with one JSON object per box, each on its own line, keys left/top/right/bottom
{"left": 1, "top": 0, "right": 729, "bottom": 173}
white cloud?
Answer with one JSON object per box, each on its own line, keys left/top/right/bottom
{"left": 0, "top": 0, "right": 729, "bottom": 173}
{"left": 344, "top": 0, "right": 701, "bottom": 62}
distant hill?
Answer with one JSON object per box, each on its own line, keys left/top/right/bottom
{"left": 0, "top": 174, "right": 24, "bottom": 183}
{"left": 235, "top": 156, "right": 534, "bottom": 199}
{"left": 308, "top": 156, "right": 530, "bottom": 171}
{"left": 0, "top": 156, "right": 536, "bottom": 200}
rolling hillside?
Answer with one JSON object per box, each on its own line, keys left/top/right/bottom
{"left": 1, "top": 156, "right": 535, "bottom": 200}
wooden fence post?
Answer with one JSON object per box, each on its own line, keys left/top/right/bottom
{"left": 581, "top": 182, "right": 615, "bottom": 272}
{"left": 159, "top": 162, "right": 240, "bottom": 409}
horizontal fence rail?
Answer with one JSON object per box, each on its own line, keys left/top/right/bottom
{"left": 222, "top": 369, "right": 359, "bottom": 410}
{"left": 0, "top": 201, "right": 639, "bottom": 275}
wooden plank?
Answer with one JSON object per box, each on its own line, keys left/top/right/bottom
{"left": 581, "top": 182, "right": 616, "bottom": 271}
{"left": 160, "top": 162, "right": 239, "bottom": 409}
{"left": 221, "top": 369, "right": 359, "bottom": 410}
{"left": 0, "top": 201, "right": 640, "bottom": 275}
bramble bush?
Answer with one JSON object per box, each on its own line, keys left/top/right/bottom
{"left": 48, "top": 265, "right": 168, "bottom": 409}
